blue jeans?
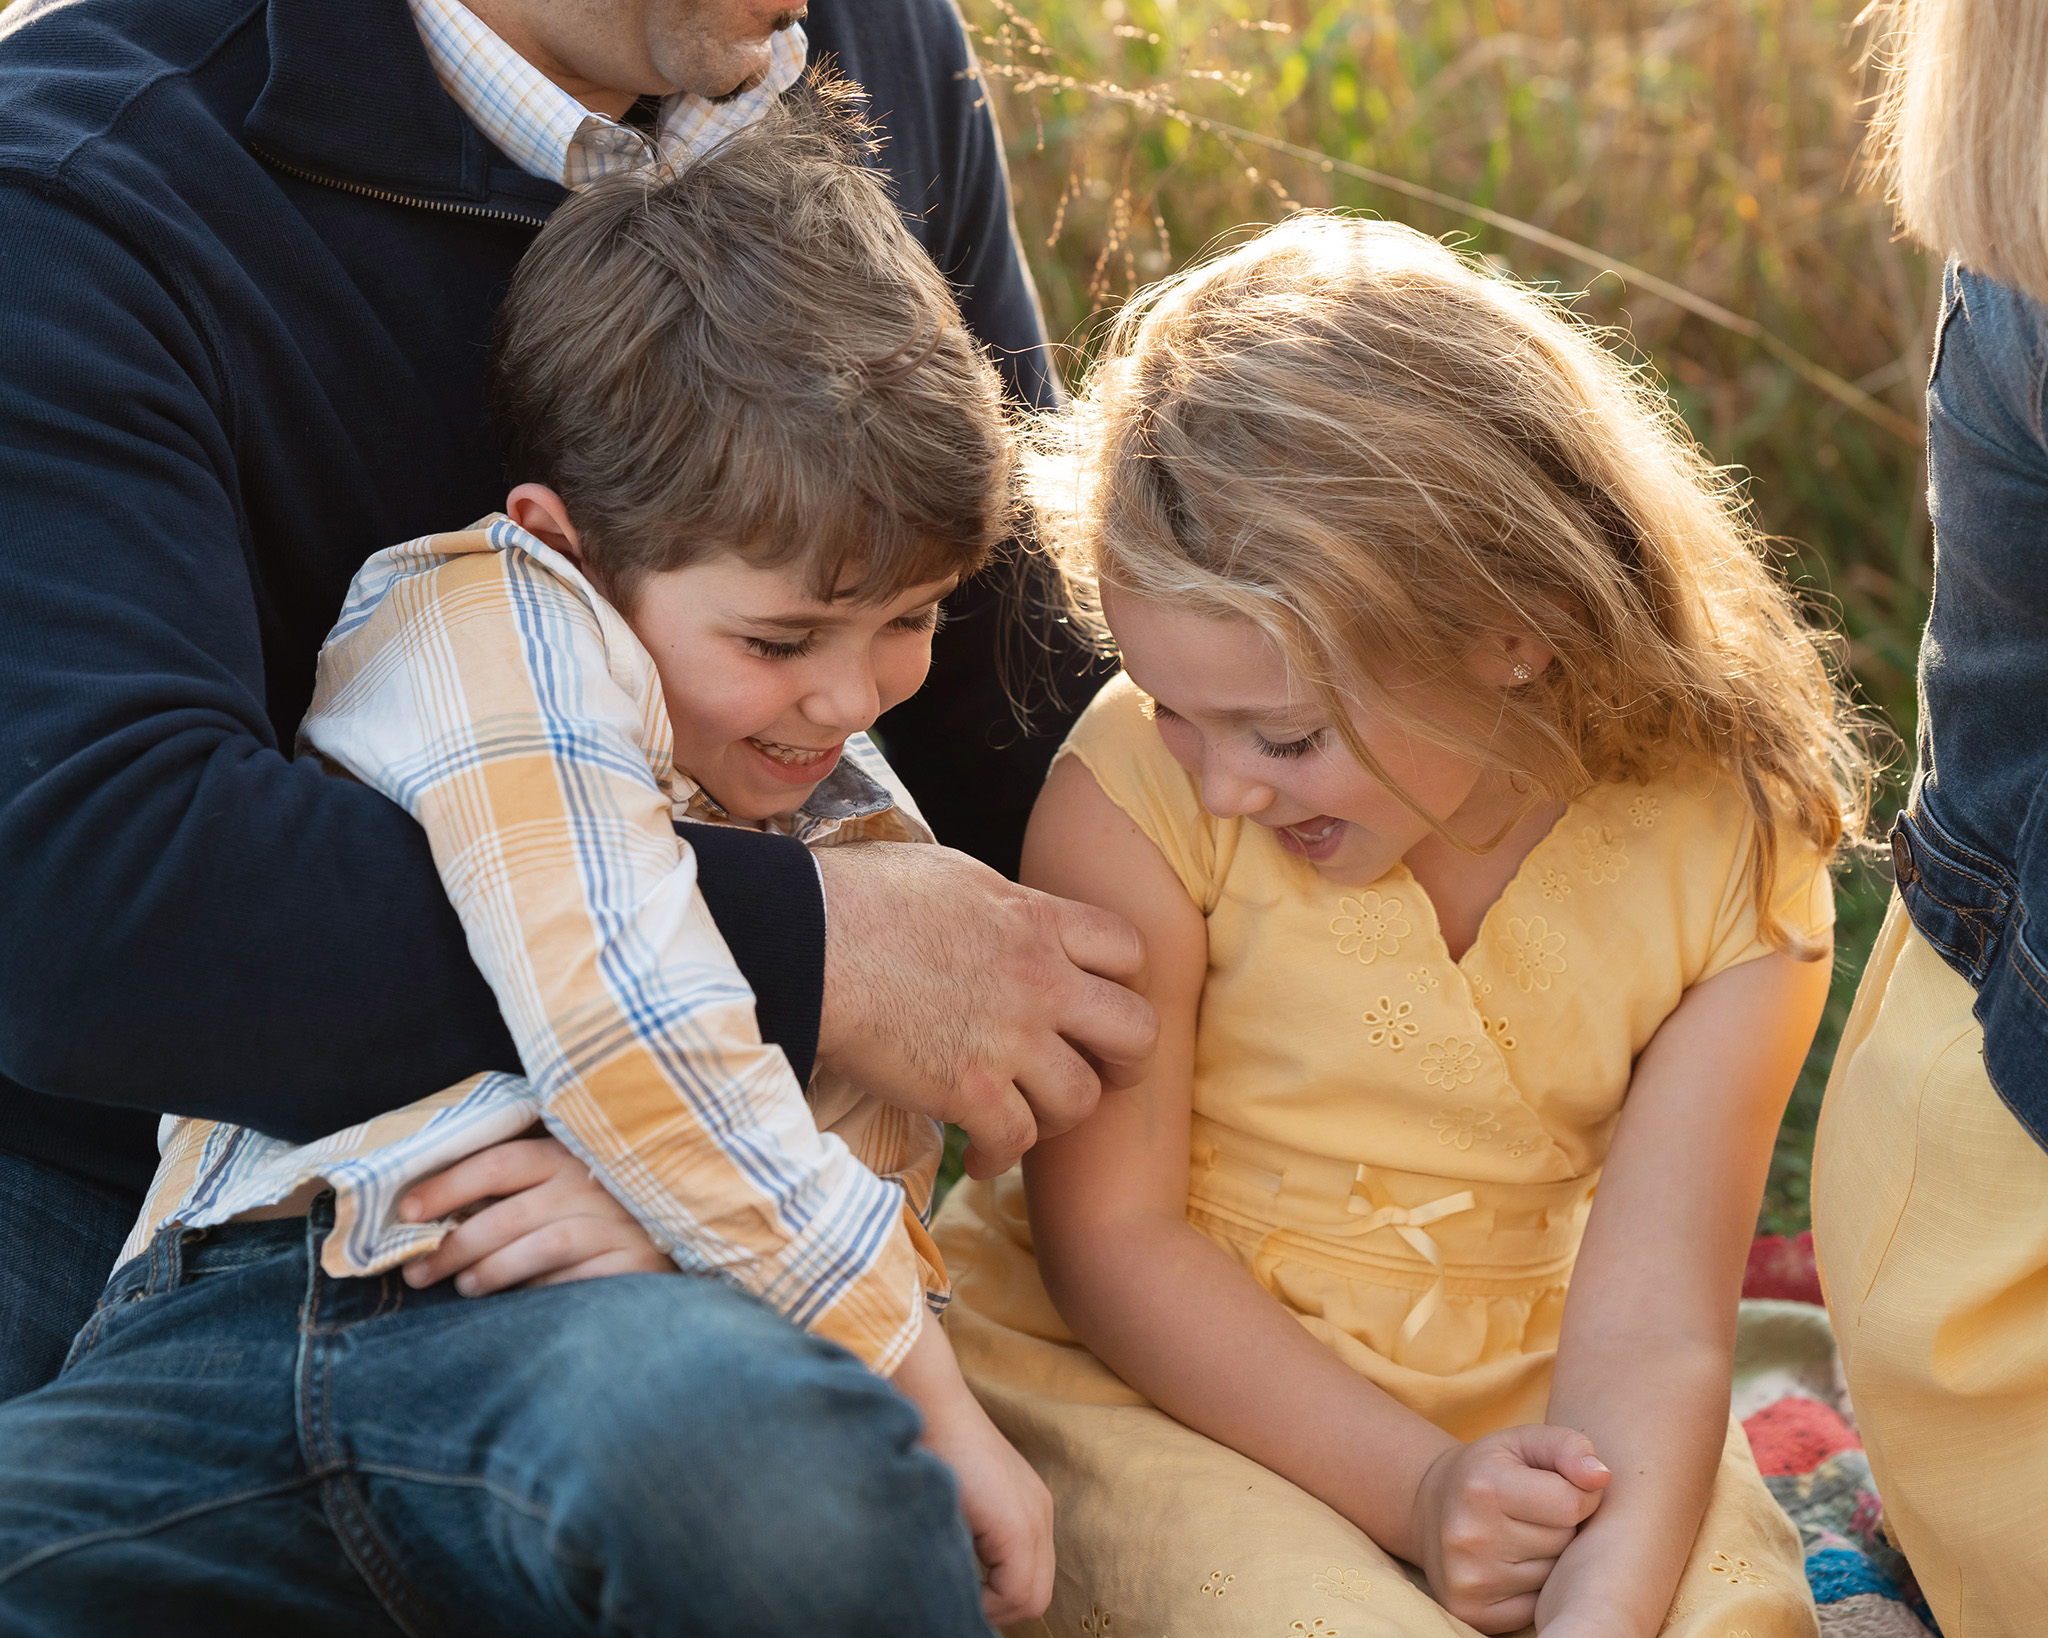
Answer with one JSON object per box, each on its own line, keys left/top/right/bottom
{"left": 0, "top": 1199, "right": 990, "bottom": 1636}
{"left": 0, "top": 1150, "right": 139, "bottom": 1404}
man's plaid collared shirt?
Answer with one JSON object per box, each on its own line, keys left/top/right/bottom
{"left": 408, "top": 0, "right": 808, "bottom": 190}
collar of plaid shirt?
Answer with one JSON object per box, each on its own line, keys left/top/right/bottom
{"left": 407, "top": 0, "right": 808, "bottom": 189}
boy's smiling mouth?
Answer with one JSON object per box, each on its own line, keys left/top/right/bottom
{"left": 745, "top": 734, "right": 844, "bottom": 784}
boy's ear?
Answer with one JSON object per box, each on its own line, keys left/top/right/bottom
{"left": 504, "top": 483, "right": 586, "bottom": 570}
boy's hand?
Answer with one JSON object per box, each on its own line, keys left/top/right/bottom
{"left": 397, "top": 1134, "right": 675, "bottom": 1294}
{"left": 813, "top": 841, "right": 1157, "bottom": 1179}
{"left": 1411, "top": 1425, "right": 1610, "bottom": 1634}
{"left": 921, "top": 1380, "right": 1055, "bottom": 1625}
{"left": 892, "top": 1314, "right": 1054, "bottom": 1624}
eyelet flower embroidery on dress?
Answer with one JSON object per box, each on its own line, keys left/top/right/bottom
{"left": 1481, "top": 1014, "right": 1518, "bottom": 1053}
{"left": 1330, "top": 892, "right": 1411, "bottom": 963}
{"left": 1499, "top": 916, "right": 1567, "bottom": 992}
{"left": 1503, "top": 1133, "right": 1541, "bottom": 1159}
{"left": 1707, "top": 1551, "right": 1764, "bottom": 1586}
{"left": 1407, "top": 966, "right": 1440, "bottom": 996}
{"left": 1290, "top": 1622, "right": 1340, "bottom": 1636}
{"left": 1197, "top": 1571, "right": 1236, "bottom": 1597}
{"left": 1080, "top": 1604, "right": 1115, "bottom": 1635}
{"left": 1361, "top": 996, "right": 1419, "bottom": 1051}
{"left": 1629, "top": 794, "right": 1662, "bottom": 828}
{"left": 1539, "top": 868, "right": 1572, "bottom": 902}
{"left": 1431, "top": 1106, "right": 1501, "bottom": 1150}
{"left": 1572, "top": 824, "right": 1629, "bottom": 884}
{"left": 1420, "top": 1037, "right": 1481, "bottom": 1089}
{"left": 1312, "top": 1567, "right": 1375, "bottom": 1602}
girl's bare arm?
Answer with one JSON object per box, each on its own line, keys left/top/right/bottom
{"left": 1537, "top": 943, "right": 1832, "bottom": 1636}
{"left": 1022, "top": 755, "right": 1598, "bottom": 1629}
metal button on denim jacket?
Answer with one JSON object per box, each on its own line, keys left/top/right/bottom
{"left": 1903, "top": 262, "right": 2048, "bottom": 1152}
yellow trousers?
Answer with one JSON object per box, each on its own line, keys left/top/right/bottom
{"left": 1814, "top": 901, "right": 2048, "bottom": 1636}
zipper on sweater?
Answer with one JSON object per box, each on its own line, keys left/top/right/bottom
{"left": 251, "top": 144, "right": 548, "bottom": 227}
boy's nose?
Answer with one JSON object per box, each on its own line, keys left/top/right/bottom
{"left": 805, "top": 662, "right": 880, "bottom": 733}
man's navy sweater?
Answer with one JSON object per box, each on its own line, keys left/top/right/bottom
{"left": 0, "top": 0, "right": 1061, "bottom": 1195}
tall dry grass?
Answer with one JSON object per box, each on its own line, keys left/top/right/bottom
{"left": 967, "top": 0, "right": 1928, "bottom": 1230}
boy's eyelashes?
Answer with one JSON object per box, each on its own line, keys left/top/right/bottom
{"left": 737, "top": 603, "right": 945, "bottom": 662}
{"left": 742, "top": 634, "right": 817, "bottom": 660}
{"left": 1149, "top": 700, "right": 1327, "bottom": 760}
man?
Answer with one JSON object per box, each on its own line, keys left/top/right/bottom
{"left": 0, "top": 0, "right": 1149, "bottom": 1406}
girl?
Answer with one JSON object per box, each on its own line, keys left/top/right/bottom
{"left": 937, "top": 215, "right": 1871, "bottom": 1637}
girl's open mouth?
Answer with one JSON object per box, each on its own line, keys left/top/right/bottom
{"left": 744, "top": 735, "right": 843, "bottom": 785}
{"left": 1275, "top": 815, "right": 1346, "bottom": 861}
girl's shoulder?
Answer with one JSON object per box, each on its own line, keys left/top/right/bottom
{"left": 1056, "top": 674, "right": 1233, "bottom": 913}
{"left": 1569, "top": 770, "right": 1835, "bottom": 984}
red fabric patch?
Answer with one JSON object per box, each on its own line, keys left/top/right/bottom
{"left": 1742, "top": 1395, "right": 1861, "bottom": 1477}
{"left": 1743, "top": 1230, "right": 1824, "bottom": 1306}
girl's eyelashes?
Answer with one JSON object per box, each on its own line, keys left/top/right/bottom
{"left": 1150, "top": 699, "right": 1323, "bottom": 758}
{"left": 1254, "top": 728, "right": 1327, "bottom": 760}
{"left": 743, "top": 634, "right": 817, "bottom": 660}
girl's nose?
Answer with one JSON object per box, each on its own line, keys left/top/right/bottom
{"left": 1199, "top": 754, "right": 1276, "bottom": 820}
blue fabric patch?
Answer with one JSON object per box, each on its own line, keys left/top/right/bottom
{"left": 1805, "top": 1546, "right": 1900, "bottom": 1603}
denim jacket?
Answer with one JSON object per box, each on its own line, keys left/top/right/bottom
{"left": 1895, "top": 263, "right": 2048, "bottom": 1152}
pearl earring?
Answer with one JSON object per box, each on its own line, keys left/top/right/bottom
{"left": 1510, "top": 661, "right": 1534, "bottom": 683}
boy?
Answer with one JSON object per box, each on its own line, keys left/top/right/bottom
{"left": 117, "top": 79, "right": 1049, "bottom": 1624}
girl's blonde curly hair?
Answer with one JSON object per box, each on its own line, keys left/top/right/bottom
{"left": 1030, "top": 215, "right": 1880, "bottom": 957}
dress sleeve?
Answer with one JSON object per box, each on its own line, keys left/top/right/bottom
{"left": 1054, "top": 673, "right": 1227, "bottom": 913}
{"left": 1697, "top": 809, "right": 1838, "bottom": 984}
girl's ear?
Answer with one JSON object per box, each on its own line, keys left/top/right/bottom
{"left": 504, "top": 483, "right": 586, "bottom": 571}
{"left": 1468, "top": 632, "right": 1556, "bottom": 688}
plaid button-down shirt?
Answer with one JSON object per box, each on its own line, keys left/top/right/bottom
{"left": 408, "top": 0, "right": 808, "bottom": 190}
{"left": 126, "top": 521, "right": 943, "bottom": 1374}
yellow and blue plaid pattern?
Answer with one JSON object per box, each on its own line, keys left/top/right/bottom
{"left": 127, "top": 520, "right": 942, "bottom": 1374}
{"left": 408, "top": 0, "right": 808, "bottom": 190}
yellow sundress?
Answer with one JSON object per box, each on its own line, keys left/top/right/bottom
{"left": 937, "top": 675, "right": 1829, "bottom": 1638}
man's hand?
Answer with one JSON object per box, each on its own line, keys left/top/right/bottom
{"left": 1410, "top": 1424, "right": 1611, "bottom": 1633}
{"left": 813, "top": 842, "right": 1156, "bottom": 1177}
{"left": 397, "top": 1133, "right": 675, "bottom": 1294}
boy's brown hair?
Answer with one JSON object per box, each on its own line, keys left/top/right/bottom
{"left": 488, "top": 73, "right": 1013, "bottom": 610}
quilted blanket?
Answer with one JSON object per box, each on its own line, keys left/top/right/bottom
{"left": 1736, "top": 1233, "right": 1939, "bottom": 1636}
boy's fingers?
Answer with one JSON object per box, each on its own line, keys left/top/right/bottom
{"left": 399, "top": 1136, "right": 561, "bottom": 1224}
{"left": 975, "top": 1516, "right": 1054, "bottom": 1626}
{"left": 524, "top": 1245, "right": 675, "bottom": 1288}
{"left": 401, "top": 1178, "right": 580, "bottom": 1286}
{"left": 448, "top": 1219, "right": 630, "bottom": 1296}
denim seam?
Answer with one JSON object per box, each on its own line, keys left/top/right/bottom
{"left": 2005, "top": 914, "right": 2048, "bottom": 1010}
{"left": 294, "top": 1223, "right": 438, "bottom": 1638}
{"left": 0, "top": 1474, "right": 328, "bottom": 1588}
{"left": 1910, "top": 816, "right": 2009, "bottom": 890}
{"left": 347, "top": 1465, "right": 607, "bottom": 1575}
{"left": 1901, "top": 884, "right": 1994, "bottom": 972}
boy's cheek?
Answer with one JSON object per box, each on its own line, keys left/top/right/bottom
{"left": 874, "top": 643, "right": 936, "bottom": 714}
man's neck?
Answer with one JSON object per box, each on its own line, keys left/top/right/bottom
{"left": 459, "top": 0, "right": 643, "bottom": 118}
